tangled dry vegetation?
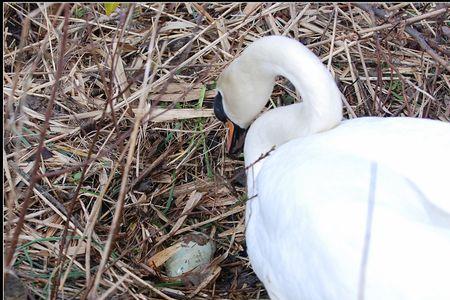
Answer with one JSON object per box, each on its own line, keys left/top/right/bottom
{"left": 3, "top": 3, "right": 449, "bottom": 299}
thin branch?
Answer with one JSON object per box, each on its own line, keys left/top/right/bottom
{"left": 355, "top": 3, "right": 450, "bottom": 72}
{"left": 4, "top": 3, "right": 70, "bottom": 268}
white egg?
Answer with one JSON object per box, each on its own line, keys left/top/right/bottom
{"left": 164, "top": 232, "right": 216, "bottom": 277}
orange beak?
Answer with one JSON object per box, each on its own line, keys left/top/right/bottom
{"left": 225, "top": 120, "right": 247, "bottom": 155}
{"left": 226, "top": 120, "right": 235, "bottom": 153}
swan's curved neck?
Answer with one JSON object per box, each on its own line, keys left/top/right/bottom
{"left": 237, "top": 37, "right": 343, "bottom": 195}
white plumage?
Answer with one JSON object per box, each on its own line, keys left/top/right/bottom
{"left": 215, "top": 36, "right": 450, "bottom": 299}
{"left": 247, "top": 118, "right": 450, "bottom": 299}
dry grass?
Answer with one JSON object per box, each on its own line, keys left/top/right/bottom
{"left": 3, "top": 3, "right": 449, "bottom": 299}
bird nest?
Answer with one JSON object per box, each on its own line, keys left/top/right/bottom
{"left": 3, "top": 3, "right": 449, "bottom": 299}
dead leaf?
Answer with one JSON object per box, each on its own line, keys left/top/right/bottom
{"left": 169, "top": 191, "right": 204, "bottom": 235}
{"left": 132, "top": 107, "right": 214, "bottom": 123}
{"left": 243, "top": 3, "right": 261, "bottom": 15}
{"left": 147, "top": 242, "right": 182, "bottom": 268}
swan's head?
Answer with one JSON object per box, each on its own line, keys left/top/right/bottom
{"left": 214, "top": 35, "right": 343, "bottom": 155}
{"left": 213, "top": 91, "right": 247, "bottom": 155}
{"left": 214, "top": 46, "right": 276, "bottom": 154}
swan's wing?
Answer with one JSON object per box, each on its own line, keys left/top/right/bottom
{"left": 246, "top": 118, "right": 450, "bottom": 300}
{"left": 329, "top": 117, "right": 450, "bottom": 215}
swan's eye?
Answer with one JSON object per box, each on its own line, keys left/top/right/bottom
{"left": 213, "top": 92, "right": 228, "bottom": 123}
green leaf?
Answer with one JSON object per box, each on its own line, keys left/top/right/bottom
{"left": 163, "top": 171, "right": 177, "bottom": 214}
{"left": 200, "top": 121, "right": 213, "bottom": 179}
{"left": 72, "top": 171, "right": 82, "bottom": 182}
{"left": 104, "top": 2, "right": 120, "bottom": 16}
{"left": 155, "top": 281, "right": 184, "bottom": 288}
{"left": 207, "top": 81, "right": 217, "bottom": 90}
{"left": 196, "top": 85, "right": 206, "bottom": 109}
{"left": 74, "top": 7, "right": 86, "bottom": 18}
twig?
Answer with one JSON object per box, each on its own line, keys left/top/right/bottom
{"left": 405, "top": 26, "right": 450, "bottom": 72}
{"left": 4, "top": 3, "right": 70, "bottom": 268}
{"left": 355, "top": 3, "right": 450, "bottom": 72}
{"left": 307, "top": 5, "right": 449, "bottom": 49}
{"left": 89, "top": 3, "right": 164, "bottom": 298}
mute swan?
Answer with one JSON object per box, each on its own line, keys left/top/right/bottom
{"left": 213, "top": 36, "right": 450, "bottom": 300}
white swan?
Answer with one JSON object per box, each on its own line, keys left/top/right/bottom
{"left": 213, "top": 36, "right": 450, "bottom": 300}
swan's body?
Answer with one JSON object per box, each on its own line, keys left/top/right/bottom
{"left": 247, "top": 118, "right": 450, "bottom": 300}
{"left": 214, "top": 36, "right": 450, "bottom": 299}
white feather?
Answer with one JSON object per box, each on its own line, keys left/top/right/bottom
{"left": 216, "top": 36, "right": 450, "bottom": 299}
